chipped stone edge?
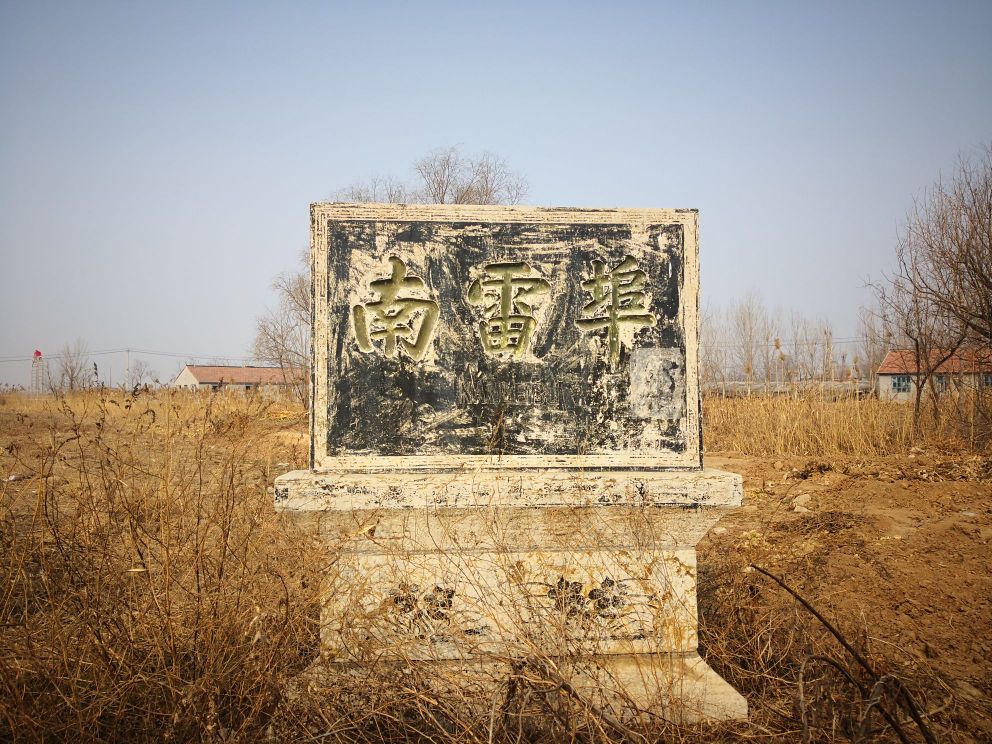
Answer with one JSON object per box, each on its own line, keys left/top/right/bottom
{"left": 274, "top": 467, "right": 742, "bottom": 513}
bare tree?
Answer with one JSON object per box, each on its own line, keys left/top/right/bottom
{"left": 787, "top": 313, "right": 815, "bottom": 382}
{"left": 49, "top": 338, "right": 91, "bottom": 392}
{"left": 469, "top": 152, "right": 528, "bottom": 204}
{"left": 253, "top": 259, "right": 310, "bottom": 406}
{"left": 701, "top": 298, "right": 861, "bottom": 394}
{"left": 419, "top": 148, "right": 528, "bottom": 205}
{"left": 727, "top": 294, "right": 766, "bottom": 392}
{"left": 256, "top": 146, "right": 528, "bottom": 406}
{"left": 897, "top": 145, "right": 992, "bottom": 346}
{"left": 127, "top": 359, "right": 156, "bottom": 389}
{"left": 876, "top": 274, "right": 966, "bottom": 428}
{"left": 339, "top": 146, "right": 528, "bottom": 206}
{"left": 253, "top": 253, "right": 310, "bottom": 405}
{"left": 756, "top": 304, "right": 781, "bottom": 389}
{"left": 871, "top": 148, "right": 990, "bottom": 430}
{"left": 699, "top": 304, "right": 731, "bottom": 394}
{"left": 820, "top": 323, "right": 834, "bottom": 382}
{"left": 783, "top": 313, "right": 835, "bottom": 385}
{"left": 336, "top": 175, "right": 412, "bottom": 204}
{"left": 413, "top": 147, "right": 464, "bottom": 204}
{"left": 857, "top": 305, "right": 891, "bottom": 388}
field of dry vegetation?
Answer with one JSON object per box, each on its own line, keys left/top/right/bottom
{"left": 1, "top": 389, "right": 990, "bottom": 742}
{"left": 703, "top": 390, "right": 991, "bottom": 457}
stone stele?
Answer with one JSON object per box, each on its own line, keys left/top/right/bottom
{"left": 275, "top": 203, "right": 747, "bottom": 722}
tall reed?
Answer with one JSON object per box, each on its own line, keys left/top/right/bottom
{"left": 703, "top": 389, "right": 990, "bottom": 457}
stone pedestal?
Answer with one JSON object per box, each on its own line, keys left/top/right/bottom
{"left": 278, "top": 203, "right": 748, "bottom": 722}
{"left": 275, "top": 466, "right": 747, "bottom": 721}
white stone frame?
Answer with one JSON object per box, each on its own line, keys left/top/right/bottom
{"left": 310, "top": 203, "right": 702, "bottom": 473}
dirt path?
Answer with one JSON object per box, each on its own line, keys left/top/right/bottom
{"left": 699, "top": 453, "right": 992, "bottom": 740}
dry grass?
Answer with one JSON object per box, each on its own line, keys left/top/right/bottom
{"left": 1, "top": 390, "right": 322, "bottom": 741}
{"left": 0, "top": 390, "right": 964, "bottom": 742}
{"left": 703, "top": 389, "right": 992, "bottom": 457}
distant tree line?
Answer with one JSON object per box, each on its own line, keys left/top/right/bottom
{"left": 39, "top": 340, "right": 156, "bottom": 393}
{"left": 699, "top": 297, "right": 888, "bottom": 394}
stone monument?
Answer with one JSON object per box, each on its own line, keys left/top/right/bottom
{"left": 275, "top": 203, "right": 747, "bottom": 721}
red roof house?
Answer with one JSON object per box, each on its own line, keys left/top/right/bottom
{"left": 171, "top": 364, "right": 302, "bottom": 390}
{"left": 876, "top": 348, "right": 992, "bottom": 400}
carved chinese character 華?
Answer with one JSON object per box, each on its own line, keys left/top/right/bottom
{"left": 575, "top": 255, "right": 656, "bottom": 367}
{"left": 352, "top": 257, "right": 439, "bottom": 361}
{"left": 468, "top": 262, "right": 551, "bottom": 358}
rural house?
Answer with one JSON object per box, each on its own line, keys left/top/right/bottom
{"left": 876, "top": 349, "right": 992, "bottom": 401}
{"left": 171, "top": 364, "right": 300, "bottom": 393}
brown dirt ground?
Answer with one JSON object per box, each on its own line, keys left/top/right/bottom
{"left": 699, "top": 452, "right": 992, "bottom": 740}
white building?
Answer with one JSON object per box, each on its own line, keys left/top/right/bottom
{"left": 171, "top": 364, "right": 300, "bottom": 393}
{"left": 877, "top": 349, "right": 992, "bottom": 402}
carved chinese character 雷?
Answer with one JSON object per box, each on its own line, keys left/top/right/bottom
{"left": 468, "top": 262, "right": 550, "bottom": 358}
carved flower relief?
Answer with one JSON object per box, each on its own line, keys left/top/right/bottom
{"left": 384, "top": 583, "right": 489, "bottom": 641}
{"left": 546, "top": 576, "right": 631, "bottom": 619}
{"left": 387, "top": 583, "right": 421, "bottom": 615}
{"left": 547, "top": 577, "right": 586, "bottom": 617}
{"left": 587, "top": 577, "right": 629, "bottom": 618}
{"left": 387, "top": 583, "right": 455, "bottom": 622}
{"left": 422, "top": 585, "right": 456, "bottom": 621}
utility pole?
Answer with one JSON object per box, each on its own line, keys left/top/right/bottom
{"left": 125, "top": 348, "right": 130, "bottom": 389}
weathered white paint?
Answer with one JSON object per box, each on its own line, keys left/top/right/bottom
{"left": 877, "top": 372, "right": 991, "bottom": 401}
{"left": 279, "top": 203, "right": 746, "bottom": 721}
{"left": 309, "top": 203, "right": 702, "bottom": 471}
{"left": 171, "top": 367, "right": 203, "bottom": 389}
{"left": 275, "top": 467, "right": 741, "bottom": 512}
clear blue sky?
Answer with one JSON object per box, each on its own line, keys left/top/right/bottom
{"left": 1, "top": 1, "right": 990, "bottom": 385}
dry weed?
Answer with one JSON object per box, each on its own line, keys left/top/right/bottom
{"left": 0, "top": 390, "right": 969, "bottom": 741}
{"left": 704, "top": 389, "right": 991, "bottom": 457}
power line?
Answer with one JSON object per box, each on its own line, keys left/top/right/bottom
{"left": 0, "top": 348, "right": 260, "bottom": 364}
{"left": 703, "top": 336, "right": 864, "bottom": 349}
{"left": 1, "top": 337, "right": 873, "bottom": 364}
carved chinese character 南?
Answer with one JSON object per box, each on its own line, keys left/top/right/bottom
{"left": 468, "top": 262, "right": 551, "bottom": 358}
{"left": 575, "top": 255, "right": 656, "bottom": 367}
{"left": 352, "top": 257, "right": 439, "bottom": 361}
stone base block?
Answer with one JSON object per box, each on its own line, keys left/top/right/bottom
{"left": 574, "top": 652, "right": 748, "bottom": 722}
{"left": 294, "top": 652, "right": 746, "bottom": 724}
{"left": 321, "top": 546, "right": 699, "bottom": 660}
{"left": 275, "top": 467, "right": 746, "bottom": 722}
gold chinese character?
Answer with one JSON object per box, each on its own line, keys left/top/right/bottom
{"left": 352, "top": 257, "right": 439, "bottom": 361}
{"left": 468, "top": 262, "right": 551, "bottom": 358}
{"left": 575, "top": 256, "right": 656, "bottom": 367}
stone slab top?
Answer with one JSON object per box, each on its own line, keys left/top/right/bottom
{"left": 309, "top": 203, "right": 702, "bottom": 474}
{"left": 310, "top": 203, "right": 699, "bottom": 221}
{"left": 274, "top": 466, "right": 741, "bottom": 513}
